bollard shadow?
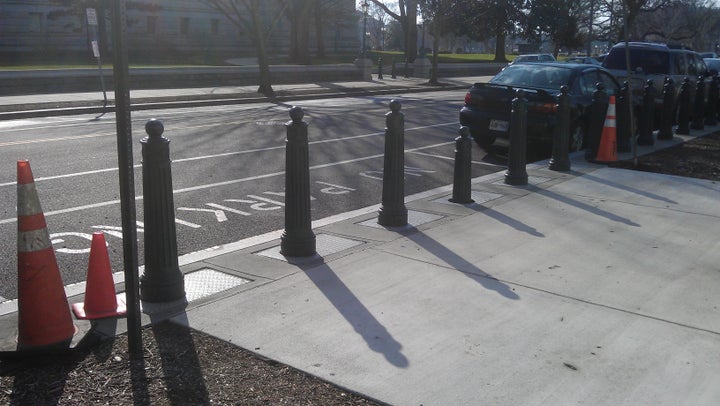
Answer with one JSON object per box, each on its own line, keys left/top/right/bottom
{"left": 404, "top": 228, "right": 520, "bottom": 300}
{"left": 300, "top": 262, "right": 409, "bottom": 368}
{"left": 579, "top": 171, "right": 678, "bottom": 204}
{"left": 149, "top": 311, "right": 211, "bottom": 406}
{"left": 474, "top": 206, "right": 545, "bottom": 237}
{"left": 530, "top": 185, "right": 641, "bottom": 227}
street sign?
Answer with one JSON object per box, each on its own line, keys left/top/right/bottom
{"left": 86, "top": 8, "right": 98, "bottom": 26}
{"left": 91, "top": 40, "right": 100, "bottom": 58}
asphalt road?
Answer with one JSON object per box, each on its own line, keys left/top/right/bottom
{"left": 0, "top": 90, "right": 512, "bottom": 301}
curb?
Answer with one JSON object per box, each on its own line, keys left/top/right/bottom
{"left": 0, "top": 83, "right": 468, "bottom": 120}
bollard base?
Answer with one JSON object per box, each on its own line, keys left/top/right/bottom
{"left": 449, "top": 196, "right": 475, "bottom": 204}
{"left": 548, "top": 157, "right": 570, "bottom": 172}
{"left": 140, "top": 273, "right": 186, "bottom": 303}
{"left": 504, "top": 171, "right": 528, "bottom": 186}
{"left": 280, "top": 231, "right": 317, "bottom": 258}
{"left": 378, "top": 206, "right": 408, "bottom": 227}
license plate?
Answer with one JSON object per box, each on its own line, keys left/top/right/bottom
{"left": 489, "top": 119, "right": 509, "bottom": 132}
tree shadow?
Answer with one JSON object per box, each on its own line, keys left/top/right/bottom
{"left": 299, "top": 262, "right": 409, "bottom": 368}
{"left": 403, "top": 228, "right": 520, "bottom": 300}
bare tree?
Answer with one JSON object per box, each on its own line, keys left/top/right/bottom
{"left": 368, "top": 0, "right": 418, "bottom": 62}
{"left": 202, "top": 0, "right": 287, "bottom": 96}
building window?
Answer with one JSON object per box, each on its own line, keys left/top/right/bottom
{"left": 180, "top": 17, "right": 189, "bottom": 35}
{"left": 147, "top": 16, "right": 158, "bottom": 34}
{"left": 210, "top": 18, "right": 220, "bottom": 35}
{"left": 28, "top": 12, "right": 44, "bottom": 33}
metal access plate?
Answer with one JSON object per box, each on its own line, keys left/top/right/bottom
{"left": 255, "top": 233, "right": 365, "bottom": 261}
{"left": 431, "top": 191, "right": 504, "bottom": 205}
{"left": 358, "top": 210, "right": 443, "bottom": 229}
{"left": 183, "top": 268, "right": 251, "bottom": 302}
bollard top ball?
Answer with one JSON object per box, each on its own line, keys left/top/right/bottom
{"left": 289, "top": 106, "right": 304, "bottom": 122}
{"left": 389, "top": 99, "right": 401, "bottom": 113}
{"left": 145, "top": 119, "right": 164, "bottom": 137}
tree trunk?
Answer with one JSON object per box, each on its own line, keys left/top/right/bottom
{"left": 494, "top": 32, "right": 507, "bottom": 62}
{"left": 249, "top": 1, "right": 274, "bottom": 96}
{"left": 314, "top": 0, "right": 325, "bottom": 58}
{"left": 429, "top": 25, "right": 440, "bottom": 84}
{"left": 405, "top": 0, "right": 418, "bottom": 63}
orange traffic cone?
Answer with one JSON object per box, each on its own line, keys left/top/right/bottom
{"left": 595, "top": 95, "right": 618, "bottom": 163}
{"left": 16, "top": 160, "right": 75, "bottom": 350}
{"left": 72, "top": 232, "right": 127, "bottom": 320}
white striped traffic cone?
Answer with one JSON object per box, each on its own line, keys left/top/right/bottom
{"left": 16, "top": 160, "right": 75, "bottom": 350}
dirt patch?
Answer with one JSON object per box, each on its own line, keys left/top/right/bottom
{"left": 608, "top": 132, "right": 720, "bottom": 182}
{"left": 1, "top": 321, "right": 379, "bottom": 405}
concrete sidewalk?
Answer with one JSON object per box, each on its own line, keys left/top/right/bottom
{"left": 1, "top": 74, "right": 720, "bottom": 404}
{"left": 161, "top": 148, "right": 720, "bottom": 405}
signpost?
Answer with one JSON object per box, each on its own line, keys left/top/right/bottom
{"left": 86, "top": 8, "right": 108, "bottom": 111}
{"left": 110, "top": 0, "right": 143, "bottom": 359}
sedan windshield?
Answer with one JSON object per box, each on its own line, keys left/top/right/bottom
{"left": 490, "top": 65, "right": 573, "bottom": 91}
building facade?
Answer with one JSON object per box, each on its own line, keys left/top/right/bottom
{"left": 0, "top": 0, "right": 359, "bottom": 63}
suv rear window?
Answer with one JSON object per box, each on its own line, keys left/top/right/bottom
{"left": 603, "top": 48, "right": 670, "bottom": 74}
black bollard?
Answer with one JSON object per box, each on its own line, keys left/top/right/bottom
{"left": 450, "top": 126, "right": 475, "bottom": 203}
{"left": 691, "top": 75, "right": 705, "bottom": 130}
{"left": 378, "top": 57, "right": 384, "bottom": 80}
{"left": 676, "top": 77, "right": 691, "bottom": 135}
{"left": 378, "top": 100, "right": 409, "bottom": 226}
{"left": 705, "top": 75, "right": 718, "bottom": 126}
{"left": 140, "top": 119, "right": 185, "bottom": 303}
{"left": 549, "top": 85, "right": 571, "bottom": 171}
{"left": 280, "top": 107, "right": 316, "bottom": 257}
{"left": 637, "top": 79, "right": 655, "bottom": 146}
{"left": 404, "top": 58, "right": 409, "bottom": 78}
{"left": 505, "top": 89, "right": 528, "bottom": 186}
{"left": 391, "top": 57, "right": 397, "bottom": 79}
{"left": 657, "top": 77, "right": 675, "bottom": 140}
{"left": 616, "top": 81, "right": 632, "bottom": 152}
{"left": 585, "top": 82, "right": 608, "bottom": 161}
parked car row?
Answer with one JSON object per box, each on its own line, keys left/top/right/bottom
{"left": 461, "top": 42, "right": 716, "bottom": 150}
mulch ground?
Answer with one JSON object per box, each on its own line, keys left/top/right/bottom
{"left": 2, "top": 132, "right": 718, "bottom": 405}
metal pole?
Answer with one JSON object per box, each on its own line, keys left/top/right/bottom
{"left": 111, "top": 0, "right": 142, "bottom": 359}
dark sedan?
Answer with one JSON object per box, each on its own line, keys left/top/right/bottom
{"left": 459, "top": 62, "right": 621, "bottom": 150}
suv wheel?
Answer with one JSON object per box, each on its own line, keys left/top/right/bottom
{"left": 470, "top": 130, "right": 496, "bottom": 149}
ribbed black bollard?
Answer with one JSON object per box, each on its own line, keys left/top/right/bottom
{"left": 391, "top": 58, "right": 397, "bottom": 79}
{"left": 637, "top": 79, "right": 655, "bottom": 146}
{"left": 616, "top": 81, "right": 632, "bottom": 152}
{"left": 691, "top": 75, "right": 705, "bottom": 130}
{"left": 676, "top": 77, "right": 691, "bottom": 135}
{"left": 281, "top": 107, "right": 316, "bottom": 257}
{"left": 140, "top": 119, "right": 185, "bottom": 303}
{"left": 450, "top": 126, "right": 474, "bottom": 203}
{"left": 705, "top": 75, "right": 718, "bottom": 126}
{"left": 657, "top": 77, "right": 675, "bottom": 140}
{"left": 505, "top": 89, "right": 528, "bottom": 186}
{"left": 378, "top": 57, "right": 384, "bottom": 80}
{"left": 549, "top": 85, "right": 571, "bottom": 171}
{"left": 585, "top": 83, "right": 608, "bottom": 161}
{"left": 378, "top": 100, "right": 408, "bottom": 226}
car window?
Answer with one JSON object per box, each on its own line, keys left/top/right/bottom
{"left": 673, "top": 53, "right": 686, "bottom": 75}
{"left": 604, "top": 48, "right": 670, "bottom": 74}
{"left": 577, "top": 71, "right": 600, "bottom": 96}
{"left": 598, "top": 71, "right": 619, "bottom": 96}
{"left": 687, "top": 53, "right": 698, "bottom": 76}
{"left": 490, "top": 65, "right": 572, "bottom": 90}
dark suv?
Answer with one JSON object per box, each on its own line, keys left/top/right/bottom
{"left": 602, "top": 42, "right": 709, "bottom": 115}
